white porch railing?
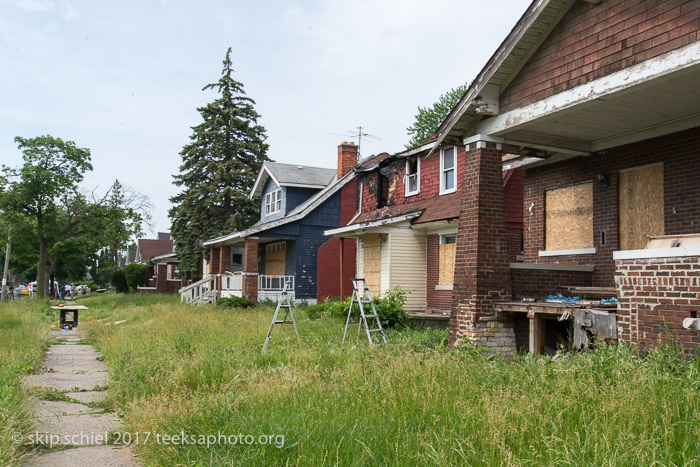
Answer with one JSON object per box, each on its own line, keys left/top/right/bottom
{"left": 258, "top": 275, "right": 295, "bottom": 302}
{"left": 180, "top": 274, "right": 295, "bottom": 304}
{"left": 179, "top": 273, "right": 243, "bottom": 305}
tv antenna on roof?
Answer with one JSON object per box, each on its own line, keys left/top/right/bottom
{"left": 330, "top": 126, "right": 382, "bottom": 160}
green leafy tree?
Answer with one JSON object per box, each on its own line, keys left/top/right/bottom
{"left": 0, "top": 135, "right": 92, "bottom": 298}
{"left": 110, "top": 269, "right": 128, "bottom": 293}
{"left": 169, "top": 48, "right": 270, "bottom": 280}
{"left": 405, "top": 83, "right": 468, "bottom": 149}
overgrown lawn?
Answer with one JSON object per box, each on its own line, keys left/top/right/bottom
{"left": 0, "top": 299, "right": 52, "bottom": 466}
{"left": 80, "top": 294, "right": 700, "bottom": 466}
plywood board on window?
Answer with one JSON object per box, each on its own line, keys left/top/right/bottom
{"left": 363, "top": 234, "right": 381, "bottom": 296}
{"left": 265, "top": 246, "right": 286, "bottom": 275}
{"left": 619, "top": 164, "right": 664, "bottom": 250}
{"left": 438, "top": 243, "right": 456, "bottom": 286}
{"left": 545, "top": 182, "right": 593, "bottom": 251}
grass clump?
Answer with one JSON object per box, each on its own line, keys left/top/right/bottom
{"left": 215, "top": 296, "right": 253, "bottom": 309}
{"left": 79, "top": 294, "right": 700, "bottom": 466}
{"left": 0, "top": 299, "right": 53, "bottom": 465}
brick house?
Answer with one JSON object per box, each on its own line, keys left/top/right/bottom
{"left": 428, "top": 0, "right": 700, "bottom": 354}
{"left": 133, "top": 234, "right": 181, "bottom": 293}
{"left": 325, "top": 144, "right": 525, "bottom": 315}
{"left": 180, "top": 143, "right": 361, "bottom": 304}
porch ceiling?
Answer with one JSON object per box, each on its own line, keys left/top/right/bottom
{"left": 477, "top": 47, "right": 700, "bottom": 158}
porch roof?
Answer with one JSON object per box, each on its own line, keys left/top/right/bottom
{"left": 325, "top": 212, "right": 422, "bottom": 237}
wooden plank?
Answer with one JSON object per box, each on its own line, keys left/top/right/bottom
{"left": 438, "top": 243, "right": 456, "bottom": 286}
{"left": 363, "top": 234, "right": 381, "bottom": 297}
{"left": 265, "top": 246, "right": 286, "bottom": 275}
{"left": 545, "top": 182, "right": 593, "bottom": 250}
{"left": 619, "top": 164, "right": 664, "bottom": 250}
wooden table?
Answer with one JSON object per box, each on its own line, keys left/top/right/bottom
{"left": 50, "top": 305, "right": 89, "bottom": 329}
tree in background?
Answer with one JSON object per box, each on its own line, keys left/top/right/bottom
{"left": 405, "top": 83, "right": 468, "bottom": 149}
{"left": 122, "top": 263, "right": 148, "bottom": 292}
{"left": 0, "top": 136, "right": 149, "bottom": 297}
{"left": 0, "top": 136, "right": 93, "bottom": 298}
{"left": 169, "top": 48, "right": 269, "bottom": 280}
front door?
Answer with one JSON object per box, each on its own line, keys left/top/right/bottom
{"left": 619, "top": 164, "right": 664, "bottom": 250}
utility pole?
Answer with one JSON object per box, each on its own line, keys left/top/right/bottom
{"left": 1, "top": 224, "right": 11, "bottom": 301}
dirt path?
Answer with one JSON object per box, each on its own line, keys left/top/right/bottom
{"left": 20, "top": 329, "right": 140, "bottom": 467}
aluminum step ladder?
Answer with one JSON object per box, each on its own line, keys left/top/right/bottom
{"left": 342, "top": 278, "right": 387, "bottom": 346}
{"left": 262, "top": 278, "right": 300, "bottom": 354}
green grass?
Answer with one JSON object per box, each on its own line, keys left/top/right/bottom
{"left": 79, "top": 294, "right": 700, "bottom": 466}
{"left": 0, "top": 299, "right": 53, "bottom": 466}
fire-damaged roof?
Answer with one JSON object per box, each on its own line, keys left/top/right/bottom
{"left": 350, "top": 191, "right": 462, "bottom": 226}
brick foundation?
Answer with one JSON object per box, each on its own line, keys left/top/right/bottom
{"left": 615, "top": 254, "right": 700, "bottom": 354}
{"left": 451, "top": 141, "right": 513, "bottom": 354}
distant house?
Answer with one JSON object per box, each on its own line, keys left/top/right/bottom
{"left": 325, "top": 144, "right": 524, "bottom": 316}
{"left": 132, "top": 233, "right": 180, "bottom": 293}
{"left": 181, "top": 143, "right": 361, "bottom": 304}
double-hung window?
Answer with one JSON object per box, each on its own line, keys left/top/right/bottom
{"left": 405, "top": 157, "right": 420, "bottom": 196}
{"left": 265, "top": 189, "right": 282, "bottom": 215}
{"left": 440, "top": 147, "right": 456, "bottom": 194}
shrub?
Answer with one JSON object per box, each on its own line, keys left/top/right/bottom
{"left": 110, "top": 269, "right": 128, "bottom": 293}
{"left": 304, "top": 303, "right": 326, "bottom": 320}
{"left": 215, "top": 296, "right": 253, "bottom": 309}
{"left": 123, "top": 263, "right": 148, "bottom": 292}
{"left": 320, "top": 287, "right": 408, "bottom": 329}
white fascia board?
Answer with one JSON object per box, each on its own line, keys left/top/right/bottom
{"left": 279, "top": 182, "right": 328, "bottom": 190}
{"left": 613, "top": 247, "right": 700, "bottom": 261}
{"left": 249, "top": 164, "right": 280, "bottom": 200}
{"left": 477, "top": 41, "right": 700, "bottom": 137}
{"left": 398, "top": 141, "right": 436, "bottom": 158}
{"left": 324, "top": 212, "right": 422, "bottom": 237}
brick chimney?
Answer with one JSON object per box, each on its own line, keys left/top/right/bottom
{"left": 337, "top": 141, "right": 358, "bottom": 179}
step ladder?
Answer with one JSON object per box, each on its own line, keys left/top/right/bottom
{"left": 262, "top": 278, "right": 300, "bottom": 354}
{"left": 342, "top": 278, "right": 387, "bottom": 346}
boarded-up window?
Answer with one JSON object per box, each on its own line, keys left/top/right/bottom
{"left": 619, "top": 164, "right": 664, "bottom": 250}
{"left": 265, "top": 242, "right": 286, "bottom": 275}
{"left": 363, "top": 234, "right": 381, "bottom": 296}
{"left": 545, "top": 182, "right": 593, "bottom": 251}
{"left": 438, "top": 235, "right": 456, "bottom": 285}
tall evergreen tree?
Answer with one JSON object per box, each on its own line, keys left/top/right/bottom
{"left": 169, "top": 48, "right": 269, "bottom": 280}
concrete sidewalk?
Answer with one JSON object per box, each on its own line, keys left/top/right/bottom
{"left": 21, "top": 329, "right": 140, "bottom": 467}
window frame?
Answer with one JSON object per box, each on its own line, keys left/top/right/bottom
{"left": 265, "top": 188, "right": 282, "bottom": 215}
{"left": 440, "top": 147, "right": 457, "bottom": 195}
{"left": 404, "top": 156, "right": 420, "bottom": 197}
{"left": 440, "top": 234, "right": 457, "bottom": 245}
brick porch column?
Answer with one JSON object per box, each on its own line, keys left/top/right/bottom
{"left": 242, "top": 237, "right": 259, "bottom": 304}
{"left": 451, "top": 138, "right": 514, "bottom": 354}
{"left": 208, "top": 247, "right": 220, "bottom": 275}
{"left": 219, "top": 246, "right": 231, "bottom": 273}
{"left": 156, "top": 264, "right": 167, "bottom": 293}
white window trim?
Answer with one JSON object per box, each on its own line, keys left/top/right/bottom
{"left": 404, "top": 156, "right": 420, "bottom": 197}
{"left": 440, "top": 147, "right": 457, "bottom": 195}
{"left": 440, "top": 234, "right": 457, "bottom": 245}
{"left": 265, "top": 188, "right": 282, "bottom": 215}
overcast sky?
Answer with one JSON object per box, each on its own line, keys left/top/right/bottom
{"left": 1, "top": 0, "right": 529, "bottom": 234}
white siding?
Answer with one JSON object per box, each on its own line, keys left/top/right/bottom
{"left": 389, "top": 232, "right": 427, "bottom": 312}
{"left": 356, "top": 237, "right": 364, "bottom": 279}
{"left": 380, "top": 234, "right": 390, "bottom": 294}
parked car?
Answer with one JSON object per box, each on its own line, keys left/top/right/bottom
{"left": 14, "top": 285, "right": 29, "bottom": 297}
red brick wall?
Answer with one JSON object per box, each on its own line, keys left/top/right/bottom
{"left": 507, "top": 228, "right": 523, "bottom": 262}
{"left": 317, "top": 181, "right": 358, "bottom": 302}
{"left": 426, "top": 235, "right": 453, "bottom": 312}
{"left": 361, "top": 146, "right": 467, "bottom": 211}
{"left": 510, "top": 267, "right": 593, "bottom": 299}
{"left": 615, "top": 256, "right": 700, "bottom": 354}
{"left": 501, "top": 0, "right": 700, "bottom": 112}
{"left": 524, "top": 127, "right": 700, "bottom": 287}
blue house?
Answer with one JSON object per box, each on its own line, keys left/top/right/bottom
{"left": 180, "top": 143, "right": 362, "bottom": 304}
